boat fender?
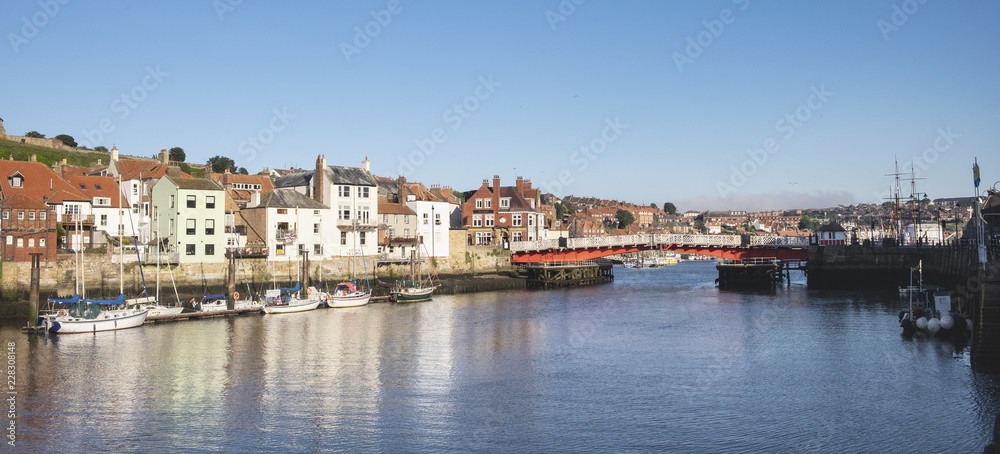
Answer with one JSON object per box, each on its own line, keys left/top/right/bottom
{"left": 233, "top": 291, "right": 240, "bottom": 301}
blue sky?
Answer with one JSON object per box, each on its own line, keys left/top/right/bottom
{"left": 3, "top": 0, "right": 998, "bottom": 211}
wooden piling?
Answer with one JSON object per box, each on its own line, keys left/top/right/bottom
{"left": 226, "top": 252, "right": 236, "bottom": 311}
{"left": 28, "top": 253, "right": 41, "bottom": 324}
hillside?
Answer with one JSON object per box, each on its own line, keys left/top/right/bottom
{"left": 0, "top": 137, "right": 112, "bottom": 167}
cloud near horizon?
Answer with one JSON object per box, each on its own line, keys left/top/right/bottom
{"left": 676, "top": 190, "right": 857, "bottom": 213}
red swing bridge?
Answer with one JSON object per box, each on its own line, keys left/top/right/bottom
{"left": 509, "top": 233, "right": 811, "bottom": 263}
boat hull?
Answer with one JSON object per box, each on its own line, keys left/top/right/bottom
{"left": 327, "top": 292, "right": 371, "bottom": 308}
{"left": 262, "top": 300, "right": 320, "bottom": 314}
{"left": 391, "top": 287, "right": 436, "bottom": 303}
{"left": 145, "top": 306, "right": 185, "bottom": 318}
{"left": 198, "top": 299, "right": 262, "bottom": 313}
{"left": 46, "top": 309, "right": 149, "bottom": 334}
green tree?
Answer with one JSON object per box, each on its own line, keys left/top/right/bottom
{"left": 169, "top": 147, "right": 186, "bottom": 162}
{"left": 24, "top": 131, "right": 45, "bottom": 138}
{"left": 237, "top": 167, "right": 249, "bottom": 175}
{"left": 563, "top": 202, "right": 577, "bottom": 216}
{"left": 694, "top": 221, "right": 707, "bottom": 234}
{"left": 207, "top": 155, "right": 237, "bottom": 173}
{"left": 54, "top": 134, "right": 77, "bottom": 147}
{"left": 663, "top": 202, "right": 677, "bottom": 215}
{"left": 616, "top": 209, "right": 635, "bottom": 229}
{"left": 94, "top": 146, "right": 108, "bottom": 152}
{"left": 650, "top": 202, "right": 658, "bottom": 209}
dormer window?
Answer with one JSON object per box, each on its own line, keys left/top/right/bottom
{"left": 9, "top": 174, "right": 23, "bottom": 188}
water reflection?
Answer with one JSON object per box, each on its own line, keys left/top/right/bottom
{"left": 1, "top": 261, "right": 998, "bottom": 452}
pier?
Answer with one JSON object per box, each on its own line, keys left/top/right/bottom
{"left": 521, "top": 260, "right": 614, "bottom": 290}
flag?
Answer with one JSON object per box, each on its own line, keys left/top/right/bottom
{"left": 973, "top": 160, "right": 980, "bottom": 188}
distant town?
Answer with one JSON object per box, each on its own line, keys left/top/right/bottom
{"left": 0, "top": 117, "right": 981, "bottom": 266}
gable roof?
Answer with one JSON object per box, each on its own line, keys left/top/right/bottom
{"left": 378, "top": 201, "right": 416, "bottom": 216}
{"left": 164, "top": 176, "right": 224, "bottom": 191}
{"left": 255, "top": 189, "right": 328, "bottom": 209}
{"left": 117, "top": 159, "right": 190, "bottom": 181}
{"left": 0, "top": 192, "right": 51, "bottom": 210}
{"left": 274, "top": 171, "right": 312, "bottom": 189}
{"left": 325, "top": 166, "right": 376, "bottom": 186}
{"left": 0, "top": 160, "right": 88, "bottom": 204}
{"left": 64, "top": 175, "right": 124, "bottom": 208}
{"left": 817, "top": 221, "right": 845, "bottom": 232}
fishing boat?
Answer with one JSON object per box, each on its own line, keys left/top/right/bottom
{"left": 390, "top": 246, "right": 438, "bottom": 303}
{"left": 261, "top": 282, "right": 320, "bottom": 314}
{"left": 328, "top": 280, "right": 371, "bottom": 308}
{"left": 42, "top": 294, "right": 149, "bottom": 334}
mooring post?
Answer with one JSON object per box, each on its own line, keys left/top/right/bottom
{"left": 227, "top": 251, "right": 236, "bottom": 311}
{"left": 302, "top": 251, "right": 310, "bottom": 291}
{"left": 29, "top": 253, "right": 41, "bottom": 326}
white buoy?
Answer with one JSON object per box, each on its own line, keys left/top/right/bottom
{"left": 940, "top": 315, "right": 955, "bottom": 330}
{"left": 916, "top": 317, "right": 928, "bottom": 330}
{"left": 927, "top": 318, "right": 941, "bottom": 335}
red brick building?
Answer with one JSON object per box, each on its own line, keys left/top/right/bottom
{"left": 461, "top": 175, "right": 544, "bottom": 245}
{"left": 0, "top": 194, "right": 57, "bottom": 262}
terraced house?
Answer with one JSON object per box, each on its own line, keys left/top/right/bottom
{"left": 151, "top": 176, "right": 226, "bottom": 264}
{"left": 461, "top": 175, "right": 545, "bottom": 246}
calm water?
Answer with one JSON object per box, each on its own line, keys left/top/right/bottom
{"left": 2, "top": 261, "right": 999, "bottom": 452}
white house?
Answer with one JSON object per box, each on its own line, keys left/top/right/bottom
{"left": 151, "top": 176, "right": 226, "bottom": 264}
{"left": 273, "top": 155, "right": 378, "bottom": 258}
{"left": 242, "top": 189, "right": 335, "bottom": 261}
{"left": 817, "top": 221, "right": 846, "bottom": 246}
{"left": 904, "top": 222, "right": 944, "bottom": 245}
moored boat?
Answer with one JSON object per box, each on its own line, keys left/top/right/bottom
{"left": 42, "top": 294, "right": 149, "bottom": 334}
{"left": 262, "top": 283, "right": 320, "bottom": 314}
{"left": 327, "top": 281, "right": 371, "bottom": 308}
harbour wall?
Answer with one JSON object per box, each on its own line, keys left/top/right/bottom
{"left": 806, "top": 244, "right": 981, "bottom": 292}
{"left": 0, "top": 244, "right": 518, "bottom": 316}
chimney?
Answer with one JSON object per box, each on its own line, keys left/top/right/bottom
{"left": 397, "top": 176, "right": 406, "bottom": 204}
{"left": 110, "top": 145, "right": 119, "bottom": 163}
{"left": 249, "top": 190, "right": 261, "bottom": 208}
{"left": 516, "top": 176, "right": 524, "bottom": 194}
{"left": 159, "top": 149, "right": 168, "bottom": 164}
{"left": 166, "top": 166, "right": 181, "bottom": 177}
{"left": 29, "top": 154, "right": 36, "bottom": 162}
{"left": 482, "top": 179, "right": 488, "bottom": 187}
{"left": 362, "top": 156, "right": 370, "bottom": 173}
{"left": 314, "top": 154, "right": 326, "bottom": 205}
{"left": 492, "top": 174, "right": 500, "bottom": 211}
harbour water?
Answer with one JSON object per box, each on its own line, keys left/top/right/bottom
{"left": 3, "top": 261, "right": 999, "bottom": 452}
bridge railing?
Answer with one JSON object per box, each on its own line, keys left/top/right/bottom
{"left": 510, "top": 233, "right": 754, "bottom": 252}
{"left": 749, "top": 235, "right": 811, "bottom": 247}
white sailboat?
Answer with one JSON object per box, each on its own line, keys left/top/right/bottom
{"left": 262, "top": 282, "right": 320, "bottom": 314}
{"left": 329, "top": 220, "right": 372, "bottom": 308}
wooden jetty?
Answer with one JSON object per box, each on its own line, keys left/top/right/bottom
{"left": 522, "top": 260, "right": 614, "bottom": 290}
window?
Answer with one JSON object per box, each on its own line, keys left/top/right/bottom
{"left": 314, "top": 244, "right": 322, "bottom": 255}
{"left": 359, "top": 207, "right": 370, "bottom": 224}
{"left": 206, "top": 196, "right": 215, "bottom": 209}
{"left": 17, "top": 211, "right": 24, "bottom": 220}
{"left": 476, "top": 232, "right": 492, "bottom": 245}
{"left": 341, "top": 232, "right": 347, "bottom": 245}
{"left": 529, "top": 216, "right": 534, "bottom": 226}
{"left": 16, "top": 239, "right": 23, "bottom": 247}
{"left": 339, "top": 205, "right": 351, "bottom": 221}
{"left": 100, "top": 215, "right": 108, "bottom": 226}
{"left": 314, "top": 223, "right": 320, "bottom": 234}
{"left": 485, "top": 214, "right": 494, "bottom": 227}
{"left": 500, "top": 198, "right": 510, "bottom": 208}
{"left": 94, "top": 197, "right": 111, "bottom": 206}
{"left": 10, "top": 176, "right": 22, "bottom": 188}
{"left": 1, "top": 211, "right": 7, "bottom": 220}
{"left": 133, "top": 203, "right": 139, "bottom": 214}
{"left": 383, "top": 214, "right": 388, "bottom": 223}
{"left": 476, "top": 199, "right": 483, "bottom": 209}
{"left": 40, "top": 211, "right": 46, "bottom": 220}
{"left": 473, "top": 215, "right": 482, "bottom": 227}
{"left": 28, "top": 211, "right": 35, "bottom": 221}
{"left": 513, "top": 214, "right": 522, "bottom": 226}
{"left": 205, "top": 244, "right": 215, "bottom": 255}
{"left": 404, "top": 228, "right": 410, "bottom": 237}
{"left": 170, "top": 195, "right": 175, "bottom": 209}
{"left": 435, "top": 213, "right": 441, "bottom": 225}
{"left": 26, "top": 238, "right": 35, "bottom": 248}
{"left": 95, "top": 184, "right": 102, "bottom": 190}
{"left": 205, "top": 219, "right": 215, "bottom": 235}
{"left": 79, "top": 183, "right": 86, "bottom": 190}
{"left": 186, "top": 244, "right": 196, "bottom": 255}
{"left": 404, "top": 215, "right": 409, "bottom": 224}
{"left": 513, "top": 232, "right": 522, "bottom": 241}
{"left": 5, "top": 236, "right": 11, "bottom": 245}
{"left": 339, "top": 186, "right": 350, "bottom": 197}
{"left": 485, "top": 199, "right": 492, "bottom": 209}
{"left": 359, "top": 187, "right": 369, "bottom": 198}
{"left": 276, "top": 244, "right": 285, "bottom": 255}
{"left": 186, "top": 219, "right": 196, "bottom": 235}
{"left": 39, "top": 238, "right": 45, "bottom": 247}
{"left": 298, "top": 244, "right": 306, "bottom": 255}
{"left": 423, "top": 213, "right": 429, "bottom": 225}
{"left": 277, "top": 208, "right": 287, "bottom": 215}
{"left": 359, "top": 232, "right": 366, "bottom": 245}
{"left": 133, "top": 184, "right": 138, "bottom": 195}
{"left": 186, "top": 195, "right": 196, "bottom": 208}
{"left": 118, "top": 224, "right": 124, "bottom": 235}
